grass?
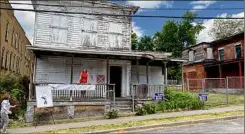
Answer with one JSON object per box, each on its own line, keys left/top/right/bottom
{"left": 8, "top": 112, "right": 135, "bottom": 129}
{"left": 41, "top": 110, "right": 244, "bottom": 133}
{"left": 167, "top": 87, "right": 244, "bottom": 108}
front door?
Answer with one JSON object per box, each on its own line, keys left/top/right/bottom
{"left": 110, "top": 66, "right": 122, "bottom": 97}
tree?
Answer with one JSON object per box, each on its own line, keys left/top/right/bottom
{"left": 131, "top": 31, "right": 138, "bottom": 50}
{"left": 137, "top": 35, "right": 155, "bottom": 51}
{"left": 155, "top": 11, "right": 204, "bottom": 58}
{"left": 209, "top": 17, "right": 244, "bottom": 40}
{"left": 154, "top": 11, "right": 204, "bottom": 80}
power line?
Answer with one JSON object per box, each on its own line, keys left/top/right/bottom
{"left": 0, "top": 7, "right": 244, "bottom": 20}
{"left": 2, "top": 1, "right": 244, "bottom": 11}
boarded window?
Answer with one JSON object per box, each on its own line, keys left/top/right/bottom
{"left": 188, "top": 50, "right": 194, "bottom": 61}
{"left": 81, "top": 19, "right": 97, "bottom": 47}
{"left": 206, "top": 47, "right": 214, "bottom": 59}
{"left": 218, "top": 48, "right": 224, "bottom": 61}
{"left": 235, "top": 44, "right": 241, "bottom": 59}
{"left": 108, "top": 23, "right": 122, "bottom": 48}
{"left": 50, "top": 15, "right": 68, "bottom": 44}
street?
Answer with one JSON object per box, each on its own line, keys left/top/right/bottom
{"left": 127, "top": 118, "right": 244, "bottom": 133}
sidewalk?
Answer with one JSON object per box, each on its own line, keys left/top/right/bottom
{"left": 8, "top": 106, "right": 244, "bottom": 133}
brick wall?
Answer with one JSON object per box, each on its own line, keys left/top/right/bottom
{"left": 213, "top": 37, "right": 244, "bottom": 61}
{"left": 183, "top": 64, "right": 206, "bottom": 91}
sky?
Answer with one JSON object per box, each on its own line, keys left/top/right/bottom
{"left": 10, "top": 1, "right": 244, "bottom": 45}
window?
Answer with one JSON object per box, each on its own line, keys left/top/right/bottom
{"left": 5, "top": 22, "right": 9, "bottom": 41}
{"left": 1, "top": 48, "right": 5, "bottom": 68}
{"left": 9, "top": 52, "right": 12, "bottom": 71}
{"left": 50, "top": 15, "right": 68, "bottom": 44}
{"left": 5, "top": 51, "right": 9, "bottom": 69}
{"left": 11, "top": 29, "right": 15, "bottom": 47}
{"left": 235, "top": 44, "right": 241, "bottom": 59}
{"left": 218, "top": 48, "right": 224, "bottom": 61}
{"left": 188, "top": 50, "right": 194, "bottom": 61}
{"left": 15, "top": 33, "right": 18, "bottom": 48}
{"left": 13, "top": 55, "right": 16, "bottom": 72}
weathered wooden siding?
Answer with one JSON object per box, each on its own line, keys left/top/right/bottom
{"left": 33, "top": 1, "right": 132, "bottom": 51}
{"left": 131, "top": 65, "right": 164, "bottom": 85}
{"left": 34, "top": 56, "right": 131, "bottom": 97}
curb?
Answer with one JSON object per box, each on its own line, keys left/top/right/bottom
{"left": 85, "top": 115, "right": 244, "bottom": 134}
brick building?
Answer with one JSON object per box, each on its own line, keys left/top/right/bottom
{"left": 182, "top": 32, "right": 244, "bottom": 89}
{"left": 0, "top": 1, "right": 34, "bottom": 78}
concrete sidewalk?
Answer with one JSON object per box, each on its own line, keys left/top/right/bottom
{"left": 8, "top": 106, "right": 244, "bottom": 133}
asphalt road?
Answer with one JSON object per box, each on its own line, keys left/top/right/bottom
{"left": 130, "top": 118, "right": 244, "bottom": 133}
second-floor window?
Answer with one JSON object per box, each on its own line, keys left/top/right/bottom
{"left": 218, "top": 48, "right": 224, "bottom": 61}
{"left": 235, "top": 44, "right": 241, "bottom": 59}
{"left": 50, "top": 15, "right": 68, "bottom": 44}
{"left": 1, "top": 48, "right": 5, "bottom": 68}
{"left": 5, "top": 22, "right": 9, "bottom": 41}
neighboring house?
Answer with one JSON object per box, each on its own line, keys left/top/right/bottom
{"left": 182, "top": 32, "right": 244, "bottom": 90}
{"left": 26, "top": 1, "right": 184, "bottom": 122}
{"left": 0, "top": 1, "right": 34, "bottom": 78}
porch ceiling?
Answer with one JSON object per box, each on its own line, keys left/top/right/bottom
{"left": 28, "top": 46, "right": 175, "bottom": 61}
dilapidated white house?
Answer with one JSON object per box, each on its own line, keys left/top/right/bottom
{"left": 26, "top": 1, "right": 185, "bottom": 122}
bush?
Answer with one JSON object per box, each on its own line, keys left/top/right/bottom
{"left": 105, "top": 109, "right": 119, "bottom": 119}
{"left": 157, "top": 89, "right": 205, "bottom": 112}
{"left": 0, "top": 74, "right": 30, "bottom": 120}
{"left": 136, "top": 103, "right": 157, "bottom": 116}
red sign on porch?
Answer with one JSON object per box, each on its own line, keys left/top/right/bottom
{"left": 97, "top": 75, "right": 105, "bottom": 84}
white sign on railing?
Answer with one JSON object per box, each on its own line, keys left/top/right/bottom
{"left": 36, "top": 85, "right": 53, "bottom": 108}
{"left": 48, "top": 84, "right": 96, "bottom": 91}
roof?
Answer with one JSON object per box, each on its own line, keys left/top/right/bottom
{"left": 183, "top": 42, "right": 210, "bottom": 51}
{"left": 211, "top": 32, "right": 244, "bottom": 45}
{"left": 31, "top": 0, "right": 139, "bottom": 14}
{"left": 28, "top": 46, "right": 174, "bottom": 61}
{"left": 182, "top": 32, "right": 244, "bottom": 51}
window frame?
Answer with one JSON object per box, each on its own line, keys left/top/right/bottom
{"left": 1, "top": 48, "right": 5, "bottom": 68}
{"left": 235, "top": 43, "right": 242, "bottom": 59}
{"left": 5, "top": 50, "right": 9, "bottom": 70}
{"left": 5, "top": 22, "right": 9, "bottom": 41}
{"left": 218, "top": 47, "right": 224, "bottom": 61}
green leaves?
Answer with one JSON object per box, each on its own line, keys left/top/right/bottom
{"left": 105, "top": 109, "right": 119, "bottom": 119}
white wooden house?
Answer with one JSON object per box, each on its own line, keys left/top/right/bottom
{"left": 26, "top": 1, "right": 185, "bottom": 122}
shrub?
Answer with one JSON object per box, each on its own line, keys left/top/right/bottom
{"left": 136, "top": 103, "right": 157, "bottom": 116}
{"left": 135, "top": 107, "right": 147, "bottom": 116}
{"left": 105, "top": 109, "right": 119, "bottom": 119}
{"left": 144, "top": 103, "right": 157, "bottom": 114}
{"left": 0, "top": 74, "right": 30, "bottom": 120}
{"left": 158, "top": 89, "right": 205, "bottom": 112}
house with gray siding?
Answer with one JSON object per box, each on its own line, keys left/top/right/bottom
{"left": 26, "top": 1, "right": 184, "bottom": 122}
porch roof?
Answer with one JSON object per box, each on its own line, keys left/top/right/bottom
{"left": 28, "top": 46, "right": 175, "bottom": 61}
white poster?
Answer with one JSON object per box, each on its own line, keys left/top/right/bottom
{"left": 36, "top": 85, "right": 53, "bottom": 108}
{"left": 48, "top": 84, "right": 96, "bottom": 91}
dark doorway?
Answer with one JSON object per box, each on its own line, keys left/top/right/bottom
{"left": 110, "top": 66, "right": 122, "bottom": 97}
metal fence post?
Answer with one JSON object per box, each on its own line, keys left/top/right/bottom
{"left": 202, "top": 79, "right": 205, "bottom": 93}
{"left": 226, "top": 77, "right": 229, "bottom": 105}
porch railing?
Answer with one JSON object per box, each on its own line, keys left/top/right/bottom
{"left": 130, "top": 84, "right": 165, "bottom": 100}
{"left": 32, "top": 83, "right": 115, "bottom": 102}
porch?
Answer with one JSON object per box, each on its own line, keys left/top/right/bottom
{"left": 26, "top": 46, "right": 186, "bottom": 122}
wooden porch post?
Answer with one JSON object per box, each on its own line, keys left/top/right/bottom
{"left": 218, "top": 64, "right": 222, "bottom": 78}
{"left": 146, "top": 62, "right": 149, "bottom": 84}
{"left": 136, "top": 58, "right": 139, "bottom": 83}
{"left": 238, "top": 61, "right": 242, "bottom": 77}
{"left": 106, "top": 57, "right": 109, "bottom": 89}
{"left": 181, "top": 63, "right": 184, "bottom": 92}
{"left": 70, "top": 55, "right": 74, "bottom": 84}
{"left": 164, "top": 62, "right": 168, "bottom": 86}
